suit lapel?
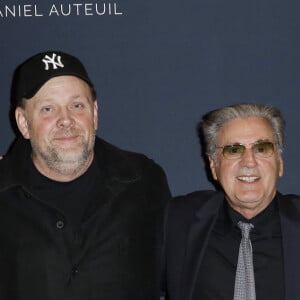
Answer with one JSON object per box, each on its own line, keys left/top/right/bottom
{"left": 278, "top": 195, "right": 300, "bottom": 300}
{"left": 180, "top": 192, "right": 223, "bottom": 300}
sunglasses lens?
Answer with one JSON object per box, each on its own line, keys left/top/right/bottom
{"left": 253, "top": 142, "right": 274, "bottom": 157}
{"left": 221, "top": 142, "right": 275, "bottom": 159}
{"left": 222, "top": 144, "right": 245, "bottom": 158}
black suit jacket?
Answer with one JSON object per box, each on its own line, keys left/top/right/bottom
{"left": 164, "top": 190, "right": 300, "bottom": 300}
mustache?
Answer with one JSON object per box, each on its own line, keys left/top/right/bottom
{"left": 238, "top": 167, "right": 258, "bottom": 176}
{"left": 52, "top": 128, "right": 96, "bottom": 139}
{"left": 52, "top": 128, "right": 82, "bottom": 138}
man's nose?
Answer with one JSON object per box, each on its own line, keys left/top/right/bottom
{"left": 56, "top": 109, "right": 75, "bottom": 128}
{"left": 239, "top": 148, "right": 257, "bottom": 167}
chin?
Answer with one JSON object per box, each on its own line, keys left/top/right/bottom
{"left": 237, "top": 192, "right": 262, "bottom": 203}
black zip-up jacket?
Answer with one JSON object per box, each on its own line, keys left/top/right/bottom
{"left": 0, "top": 137, "right": 171, "bottom": 300}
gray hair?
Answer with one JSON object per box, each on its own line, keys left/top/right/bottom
{"left": 198, "top": 103, "right": 285, "bottom": 163}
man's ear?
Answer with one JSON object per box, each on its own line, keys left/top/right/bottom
{"left": 93, "top": 100, "right": 99, "bottom": 131}
{"left": 15, "top": 107, "right": 30, "bottom": 139}
{"left": 209, "top": 156, "right": 218, "bottom": 181}
{"left": 278, "top": 155, "right": 284, "bottom": 177}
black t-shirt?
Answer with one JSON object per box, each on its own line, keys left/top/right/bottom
{"left": 194, "top": 198, "right": 285, "bottom": 299}
{"left": 26, "top": 157, "right": 102, "bottom": 231}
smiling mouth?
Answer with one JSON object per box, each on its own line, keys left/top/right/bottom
{"left": 55, "top": 135, "right": 78, "bottom": 140}
{"left": 237, "top": 176, "right": 260, "bottom": 183}
{"left": 52, "top": 135, "right": 81, "bottom": 144}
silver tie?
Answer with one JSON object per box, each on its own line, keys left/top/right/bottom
{"left": 233, "top": 221, "right": 256, "bottom": 300}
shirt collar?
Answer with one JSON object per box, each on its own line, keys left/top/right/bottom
{"left": 214, "top": 194, "right": 281, "bottom": 240}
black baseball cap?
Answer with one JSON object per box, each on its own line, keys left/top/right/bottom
{"left": 14, "top": 50, "right": 94, "bottom": 103}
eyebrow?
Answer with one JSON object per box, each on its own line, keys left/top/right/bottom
{"left": 223, "top": 139, "right": 274, "bottom": 146}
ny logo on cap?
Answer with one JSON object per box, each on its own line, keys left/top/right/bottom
{"left": 42, "top": 53, "right": 64, "bottom": 70}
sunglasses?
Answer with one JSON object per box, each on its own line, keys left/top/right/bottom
{"left": 216, "top": 141, "right": 276, "bottom": 159}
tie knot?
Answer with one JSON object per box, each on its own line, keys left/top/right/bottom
{"left": 237, "top": 221, "right": 254, "bottom": 238}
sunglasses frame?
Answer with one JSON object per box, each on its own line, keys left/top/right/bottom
{"left": 216, "top": 141, "right": 276, "bottom": 159}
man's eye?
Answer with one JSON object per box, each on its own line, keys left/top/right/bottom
{"left": 73, "top": 103, "right": 84, "bottom": 109}
{"left": 42, "top": 107, "right": 53, "bottom": 113}
{"left": 230, "top": 146, "right": 243, "bottom": 153}
{"left": 256, "top": 146, "right": 266, "bottom": 153}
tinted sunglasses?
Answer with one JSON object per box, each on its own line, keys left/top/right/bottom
{"left": 216, "top": 141, "right": 276, "bottom": 159}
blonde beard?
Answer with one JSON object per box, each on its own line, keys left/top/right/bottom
{"left": 31, "top": 137, "right": 95, "bottom": 178}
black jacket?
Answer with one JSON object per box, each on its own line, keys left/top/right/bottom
{"left": 0, "top": 137, "right": 171, "bottom": 300}
{"left": 164, "top": 190, "right": 300, "bottom": 300}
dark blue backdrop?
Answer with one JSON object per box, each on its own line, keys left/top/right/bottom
{"left": 1, "top": 0, "right": 300, "bottom": 196}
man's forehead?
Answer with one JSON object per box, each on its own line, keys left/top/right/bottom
{"left": 31, "top": 76, "right": 91, "bottom": 97}
{"left": 218, "top": 117, "right": 274, "bottom": 142}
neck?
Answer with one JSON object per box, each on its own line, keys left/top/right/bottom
{"left": 32, "top": 152, "right": 94, "bottom": 182}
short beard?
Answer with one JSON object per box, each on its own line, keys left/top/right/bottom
{"left": 31, "top": 139, "right": 94, "bottom": 177}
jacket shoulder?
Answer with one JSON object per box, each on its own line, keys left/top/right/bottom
{"left": 279, "top": 193, "right": 300, "bottom": 201}
{"left": 171, "top": 190, "right": 219, "bottom": 212}
{"left": 95, "top": 137, "right": 171, "bottom": 190}
{"left": 166, "top": 190, "right": 221, "bottom": 226}
{"left": 96, "top": 137, "right": 165, "bottom": 172}
{"left": 0, "top": 138, "right": 30, "bottom": 183}
{"left": 96, "top": 137, "right": 155, "bottom": 162}
{"left": 278, "top": 193, "right": 300, "bottom": 215}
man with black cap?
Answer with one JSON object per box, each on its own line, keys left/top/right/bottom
{"left": 0, "top": 51, "right": 171, "bottom": 300}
